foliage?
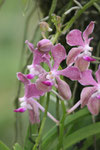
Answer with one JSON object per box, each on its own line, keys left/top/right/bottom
{"left": 1, "top": 0, "right": 100, "bottom": 150}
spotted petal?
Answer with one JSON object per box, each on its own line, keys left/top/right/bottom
{"left": 75, "top": 55, "right": 90, "bottom": 72}
{"left": 87, "top": 96, "right": 100, "bottom": 115}
{"left": 33, "top": 49, "right": 51, "bottom": 67}
{"left": 57, "top": 66, "right": 81, "bottom": 80}
{"left": 51, "top": 43, "right": 66, "bottom": 70}
{"left": 80, "top": 86, "right": 97, "bottom": 107}
{"left": 95, "top": 65, "right": 100, "bottom": 84}
{"left": 79, "top": 70, "right": 97, "bottom": 86}
{"left": 36, "top": 73, "right": 53, "bottom": 92}
{"left": 83, "top": 21, "right": 95, "bottom": 44}
{"left": 25, "top": 83, "right": 44, "bottom": 98}
{"left": 17, "top": 72, "right": 30, "bottom": 85}
{"left": 66, "top": 47, "right": 83, "bottom": 66}
{"left": 28, "top": 99, "right": 40, "bottom": 124}
{"left": 25, "top": 40, "right": 34, "bottom": 52}
{"left": 66, "top": 29, "right": 84, "bottom": 46}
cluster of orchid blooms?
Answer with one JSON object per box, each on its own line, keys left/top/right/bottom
{"left": 14, "top": 21, "right": 100, "bottom": 125}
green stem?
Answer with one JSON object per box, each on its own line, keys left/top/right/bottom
{"left": 92, "top": 115, "right": 97, "bottom": 150}
{"left": 49, "top": 0, "right": 57, "bottom": 17}
{"left": 51, "top": 89, "right": 67, "bottom": 102}
{"left": 71, "top": 81, "right": 78, "bottom": 107}
{"left": 62, "top": 0, "right": 98, "bottom": 34}
{"left": 19, "top": 5, "right": 36, "bottom": 70}
{"left": 57, "top": 101, "right": 66, "bottom": 150}
{"left": 32, "top": 92, "right": 50, "bottom": 150}
{"left": 95, "top": 41, "right": 100, "bottom": 71}
{"left": 52, "top": 0, "right": 98, "bottom": 45}
{"left": 92, "top": 56, "right": 100, "bottom": 60}
{"left": 94, "top": 2, "right": 100, "bottom": 14}
{"left": 56, "top": 90, "right": 60, "bottom": 135}
{"left": 51, "top": 31, "right": 61, "bottom": 45}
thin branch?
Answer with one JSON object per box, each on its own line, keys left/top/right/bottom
{"left": 49, "top": 0, "right": 57, "bottom": 17}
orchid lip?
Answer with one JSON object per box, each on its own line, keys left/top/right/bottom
{"left": 42, "top": 81, "right": 53, "bottom": 86}
{"left": 14, "top": 107, "right": 26, "bottom": 113}
{"left": 96, "top": 95, "right": 100, "bottom": 99}
{"left": 83, "top": 56, "right": 96, "bottom": 62}
{"left": 26, "top": 74, "right": 34, "bottom": 79}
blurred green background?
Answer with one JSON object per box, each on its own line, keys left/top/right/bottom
{"left": 0, "top": 0, "right": 24, "bottom": 147}
{"left": 0, "top": 0, "right": 55, "bottom": 148}
{"left": 0, "top": 0, "right": 38, "bottom": 148}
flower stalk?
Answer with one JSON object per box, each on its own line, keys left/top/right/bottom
{"left": 32, "top": 92, "right": 50, "bottom": 150}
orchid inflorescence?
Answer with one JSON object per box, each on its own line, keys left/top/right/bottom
{"left": 14, "top": 21, "right": 100, "bottom": 125}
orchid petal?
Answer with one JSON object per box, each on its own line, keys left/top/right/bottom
{"left": 66, "top": 29, "right": 84, "bottom": 46}
{"left": 80, "top": 86, "right": 97, "bottom": 107}
{"left": 75, "top": 56, "right": 90, "bottom": 72}
{"left": 28, "top": 99, "right": 40, "bottom": 124}
{"left": 57, "top": 66, "right": 81, "bottom": 80}
{"left": 56, "top": 76, "right": 71, "bottom": 100}
{"left": 79, "top": 70, "right": 97, "bottom": 86}
{"left": 17, "top": 72, "right": 30, "bottom": 85}
{"left": 66, "top": 47, "right": 83, "bottom": 66}
{"left": 83, "top": 21, "right": 95, "bottom": 43}
{"left": 33, "top": 49, "right": 51, "bottom": 67}
{"left": 87, "top": 96, "right": 100, "bottom": 115}
{"left": 95, "top": 65, "right": 100, "bottom": 84}
{"left": 36, "top": 73, "right": 52, "bottom": 92}
{"left": 25, "top": 83, "right": 44, "bottom": 98}
{"left": 51, "top": 43, "right": 66, "bottom": 70}
{"left": 25, "top": 40, "right": 34, "bottom": 52}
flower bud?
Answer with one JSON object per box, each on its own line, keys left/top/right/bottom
{"left": 39, "top": 22, "right": 52, "bottom": 32}
{"left": 37, "top": 39, "right": 53, "bottom": 52}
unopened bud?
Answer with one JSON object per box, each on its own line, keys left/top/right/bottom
{"left": 39, "top": 22, "right": 52, "bottom": 32}
{"left": 37, "top": 39, "right": 53, "bottom": 52}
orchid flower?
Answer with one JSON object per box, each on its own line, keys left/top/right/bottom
{"left": 67, "top": 66, "right": 100, "bottom": 115}
{"left": 14, "top": 72, "right": 59, "bottom": 124}
{"left": 35, "top": 43, "right": 81, "bottom": 100}
{"left": 25, "top": 39, "right": 53, "bottom": 78}
{"left": 66, "top": 21, "right": 96, "bottom": 72}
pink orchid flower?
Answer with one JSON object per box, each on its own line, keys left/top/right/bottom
{"left": 67, "top": 66, "right": 100, "bottom": 115}
{"left": 66, "top": 21, "right": 95, "bottom": 72}
{"left": 35, "top": 43, "right": 81, "bottom": 100}
{"left": 25, "top": 40, "right": 52, "bottom": 78}
{"left": 14, "top": 72, "right": 59, "bottom": 124}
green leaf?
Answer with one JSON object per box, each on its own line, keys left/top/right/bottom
{"left": 13, "top": 143, "right": 23, "bottom": 150}
{"left": 63, "top": 122, "right": 100, "bottom": 149}
{"left": 41, "top": 108, "right": 89, "bottom": 150}
{"left": 0, "top": 141, "right": 10, "bottom": 150}
{"left": 80, "top": 134, "right": 100, "bottom": 150}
